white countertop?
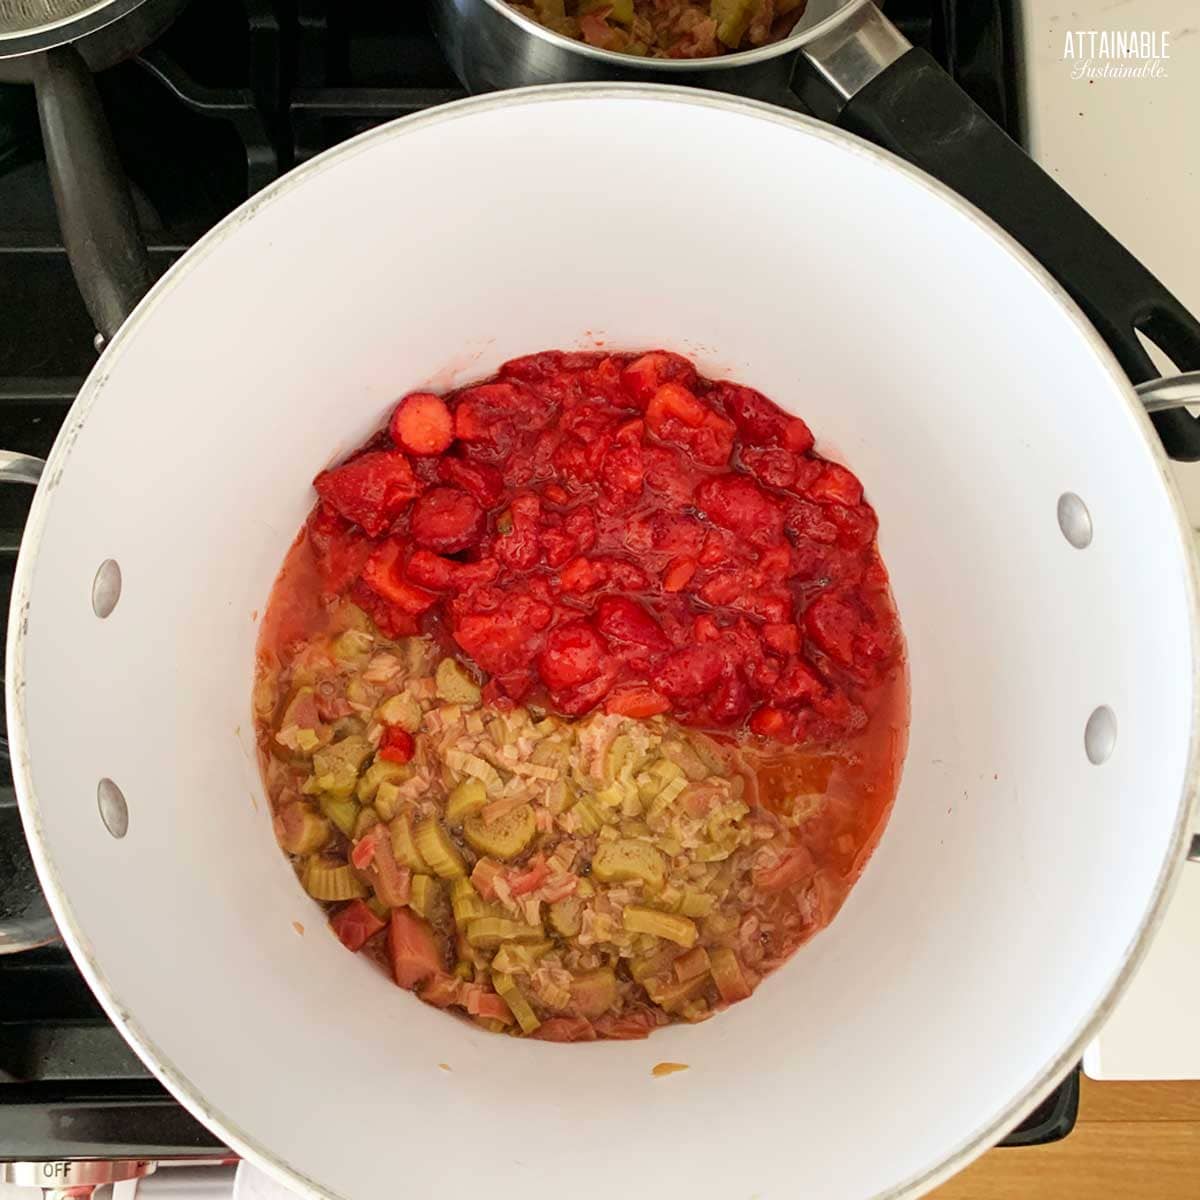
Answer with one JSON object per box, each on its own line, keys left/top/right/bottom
{"left": 1022, "top": 0, "right": 1200, "bottom": 1080}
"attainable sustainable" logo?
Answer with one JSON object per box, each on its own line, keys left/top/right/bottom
{"left": 1062, "top": 29, "right": 1170, "bottom": 79}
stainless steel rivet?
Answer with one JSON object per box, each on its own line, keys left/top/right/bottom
{"left": 97, "top": 779, "right": 128, "bottom": 839}
{"left": 1084, "top": 706, "right": 1117, "bottom": 765}
{"left": 1057, "top": 493, "right": 1093, "bottom": 549}
{"left": 91, "top": 559, "right": 121, "bottom": 618}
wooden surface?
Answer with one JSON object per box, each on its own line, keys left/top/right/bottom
{"left": 930, "top": 1079, "right": 1200, "bottom": 1199}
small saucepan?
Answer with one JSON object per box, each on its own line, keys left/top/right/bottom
{"left": 428, "top": 0, "right": 1200, "bottom": 460}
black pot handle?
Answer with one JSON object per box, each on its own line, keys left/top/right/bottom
{"left": 793, "top": 6, "right": 1200, "bottom": 462}
{"left": 31, "top": 45, "right": 154, "bottom": 346}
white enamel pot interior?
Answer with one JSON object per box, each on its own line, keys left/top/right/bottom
{"left": 10, "top": 85, "right": 1199, "bottom": 1200}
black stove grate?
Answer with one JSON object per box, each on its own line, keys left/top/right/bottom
{"left": 0, "top": 0, "right": 1063, "bottom": 1164}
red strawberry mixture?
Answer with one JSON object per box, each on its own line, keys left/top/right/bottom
{"left": 304, "top": 349, "right": 903, "bottom": 746}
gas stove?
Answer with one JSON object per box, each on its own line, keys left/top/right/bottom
{"left": 0, "top": 0, "right": 1083, "bottom": 1186}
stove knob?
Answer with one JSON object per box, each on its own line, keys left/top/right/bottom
{"left": 0, "top": 1160, "right": 155, "bottom": 1199}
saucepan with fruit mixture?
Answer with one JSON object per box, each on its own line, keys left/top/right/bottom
{"left": 7, "top": 87, "right": 1199, "bottom": 1200}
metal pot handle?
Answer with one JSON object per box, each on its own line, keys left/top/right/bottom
{"left": 1136, "top": 373, "right": 1200, "bottom": 415}
{"left": 0, "top": 451, "right": 47, "bottom": 486}
{"left": 0, "top": 451, "right": 45, "bottom": 747}
{"left": 793, "top": 3, "right": 1200, "bottom": 463}
{"left": 0, "top": 451, "right": 56, "bottom": 953}
{"left": 31, "top": 45, "right": 153, "bottom": 346}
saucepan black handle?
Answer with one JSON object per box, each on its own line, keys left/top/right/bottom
{"left": 795, "top": 11, "right": 1200, "bottom": 462}
{"left": 31, "top": 45, "right": 154, "bottom": 346}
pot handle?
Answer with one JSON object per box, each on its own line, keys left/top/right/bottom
{"left": 0, "top": 453, "right": 46, "bottom": 759}
{"left": 793, "top": 3, "right": 1200, "bottom": 462}
{"left": 0, "top": 452, "right": 46, "bottom": 487}
{"left": 31, "top": 45, "right": 154, "bottom": 347}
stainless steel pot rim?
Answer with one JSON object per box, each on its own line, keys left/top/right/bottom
{"left": 0, "top": 0, "right": 156, "bottom": 56}
{"left": 8, "top": 83, "right": 1199, "bottom": 1200}
{"left": 471, "top": 0, "right": 874, "bottom": 70}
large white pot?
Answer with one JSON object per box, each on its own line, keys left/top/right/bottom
{"left": 9, "top": 86, "right": 1199, "bottom": 1200}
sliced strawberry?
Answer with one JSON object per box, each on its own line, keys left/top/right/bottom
{"left": 452, "top": 593, "right": 553, "bottom": 675}
{"left": 306, "top": 505, "right": 372, "bottom": 596}
{"left": 740, "top": 447, "right": 798, "bottom": 491}
{"left": 749, "top": 705, "right": 790, "bottom": 738}
{"left": 559, "top": 556, "right": 609, "bottom": 595}
{"left": 563, "top": 505, "right": 597, "bottom": 552}
{"left": 784, "top": 499, "right": 839, "bottom": 546}
{"left": 410, "top": 486, "right": 484, "bottom": 554}
{"left": 494, "top": 493, "right": 542, "bottom": 571}
{"left": 313, "top": 450, "right": 419, "bottom": 537}
{"left": 774, "top": 660, "right": 823, "bottom": 706}
{"left": 601, "top": 443, "right": 644, "bottom": 498}
{"left": 714, "top": 381, "right": 803, "bottom": 449}
{"left": 695, "top": 474, "right": 783, "bottom": 544}
{"left": 553, "top": 661, "right": 619, "bottom": 717}
{"left": 783, "top": 418, "right": 815, "bottom": 454}
{"left": 537, "top": 620, "right": 607, "bottom": 692}
{"left": 390, "top": 392, "right": 454, "bottom": 456}
{"left": 360, "top": 540, "right": 438, "bottom": 613}
{"left": 828, "top": 502, "right": 879, "bottom": 550}
{"left": 806, "top": 462, "right": 864, "bottom": 507}
{"left": 657, "top": 644, "right": 725, "bottom": 703}
{"left": 662, "top": 556, "right": 697, "bottom": 593}
{"left": 406, "top": 548, "right": 499, "bottom": 592}
{"left": 646, "top": 381, "right": 707, "bottom": 431}
{"left": 763, "top": 622, "right": 801, "bottom": 655}
{"left": 804, "top": 590, "right": 861, "bottom": 667}
{"left": 436, "top": 455, "right": 504, "bottom": 507}
{"left": 379, "top": 727, "right": 415, "bottom": 764}
{"left": 594, "top": 596, "right": 669, "bottom": 651}
{"left": 620, "top": 351, "right": 698, "bottom": 407}
{"left": 709, "top": 668, "right": 752, "bottom": 724}
{"left": 540, "top": 526, "right": 577, "bottom": 568}
{"left": 690, "top": 411, "right": 737, "bottom": 467}
{"left": 350, "top": 580, "right": 421, "bottom": 638}
{"left": 451, "top": 382, "right": 528, "bottom": 456}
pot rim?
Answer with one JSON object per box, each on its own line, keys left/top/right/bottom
{"left": 9, "top": 82, "right": 1199, "bottom": 1200}
{"left": 0, "top": 0, "right": 157, "bottom": 59}
{"left": 468, "top": 0, "right": 875, "bottom": 71}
